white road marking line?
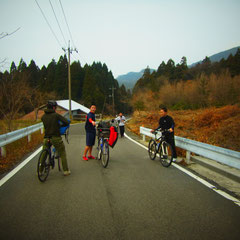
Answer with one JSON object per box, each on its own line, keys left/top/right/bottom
{"left": 125, "top": 132, "right": 240, "bottom": 207}
{"left": 0, "top": 147, "right": 42, "bottom": 187}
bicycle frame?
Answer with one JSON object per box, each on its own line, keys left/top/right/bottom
{"left": 97, "top": 128, "right": 110, "bottom": 168}
{"left": 148, "top": 129, "right": 173, "bottom": 167}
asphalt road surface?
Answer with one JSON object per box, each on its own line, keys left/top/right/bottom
{"left": 0, "top": 123, "right": 240, "bottom": 240}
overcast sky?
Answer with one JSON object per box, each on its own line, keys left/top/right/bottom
{"left": 1, "top": 0, "right": 240, "bottom": 78}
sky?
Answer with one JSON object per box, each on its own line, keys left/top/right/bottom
{"left": 1, "top": 0, "right": 240, "bottom": 78}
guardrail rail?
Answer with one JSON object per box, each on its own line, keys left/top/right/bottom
{"left": 140, "top": 126, "right": 240, "bottom": 170}
{"left": 0, "top": 123, "right": 44, "bottom": 157}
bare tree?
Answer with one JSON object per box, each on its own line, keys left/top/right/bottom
{"left": 0, "top": 72, "right": 31, "bottom": 131}
{"left": 0, "top": 28, "right": 20, "bottom": 69}
{"left": 0, "top": 27, "right": 20, "bottom": 40}
{"left": 27, "top": 88, "right": 57, "bottom": 121}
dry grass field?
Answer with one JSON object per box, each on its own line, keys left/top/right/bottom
{"left": 126, "top": 105, "right": 240, "bottom": 152}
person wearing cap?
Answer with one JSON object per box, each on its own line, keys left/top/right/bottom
{"left": 40, "top": 101, "right": 71, "bottom": 176}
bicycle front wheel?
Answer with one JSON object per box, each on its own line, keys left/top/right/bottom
{"left": 148, "top": 139, "right": 157, "bottom": 160}
{"left": 101, "top": 140, "right": 109, "bottom": 168}
{"left": 97, "top": 138, "right": 102, "bottom": 160}
{"left": 37, "top": 149, "right": 50, "bottom": 182}
{"left": 160, "top": 141, "right": 173, "bottom": 167}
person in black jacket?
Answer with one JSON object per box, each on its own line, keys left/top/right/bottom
{"left": 41, "top": 101, "right": 71, "bottom": 176}
{"left": 83, "top": 104, "right": 97, "bottom": 161}
{"left": 151, "top": 107, "right": 177, "bottom": 162}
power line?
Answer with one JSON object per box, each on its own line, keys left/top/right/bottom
{"left": 59, "top": 0, "right": 76, "bottom": 48}
{"left": 49, "top": 0, "right": 67, "bottom": 47}
{"left": 72, "top": 51, "right": 88, "bottom": 66}
{"left": 35, "top": 0, "right": 63, "bottom": 49}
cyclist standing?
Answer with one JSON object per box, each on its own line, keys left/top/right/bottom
{"left": 151, "top": 106, "right": 177, "bottom": 162}
{"left": 40, "top": 101, "right": 71, "bottom": 176}
{"left": 83, "top": 104, "right": 97, "bottom": 161}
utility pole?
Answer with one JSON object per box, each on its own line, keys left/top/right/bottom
{"left": 63, "top": 40, "right": 78, "bottom": 120}
{"left": 67, "top": 41, "right": 72, "bottom": 120}
{"left": 109, "top": 86, "right": 116, "bottom": 116}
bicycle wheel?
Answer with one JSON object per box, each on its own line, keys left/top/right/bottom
{"left": 148, "top": 139, "right": 157, "bottom": 160}
{"left": 159, "top": 141, "right": 173, "bottom": 167}
{"left": 37, "top": 149, "right": 50, "bottom": 182}
{"left": 101, "top": 140, "right": 109, "bottom": 168}
{"left": 97, "top": 138, "right": 102, "bottom": 160}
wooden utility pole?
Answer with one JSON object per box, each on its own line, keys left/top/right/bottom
{"left": 109, "top": 86, "right": 116, "bottom": 116}
{"left": 64, "top": 40, "right": 77, "bottom": 120}
{"left": 67, "top": 41, "right": 72, "bottom": 120}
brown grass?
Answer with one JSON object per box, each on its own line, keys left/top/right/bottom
{"left": 0, "top": 131, "right": 44, "bottom": 176}
{"left": 127, "top": 105, "right": 240, "bottom": 152}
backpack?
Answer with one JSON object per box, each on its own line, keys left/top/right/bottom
{"left": 108, "top": 126, "right": 118, "bottom": 148}
{"left": 59, "top": 120, "right": 70, "bottom": 135}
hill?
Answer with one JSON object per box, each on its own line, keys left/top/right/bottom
{"left": 190, "top": 46, "right": 240, "bottom": 67}
{"left": 126, "top": 105, "right": 240, "bottom": 153}
{"left": 117, "top": 69, "right": 155, "bottom": 90}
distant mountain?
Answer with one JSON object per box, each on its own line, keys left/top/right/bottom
{"left": 117, "top": 69, "right": 155, "bottom": 90}
{"left": 190, "top": 46, "right": 240, "bottom": 67}
{"left": 117, "top": 46, "right": 240, "bottom": 89}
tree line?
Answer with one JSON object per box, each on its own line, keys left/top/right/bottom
{"left": 0, "top": 55, "right": 132, "bottom": 130}
{"left": 132, "top": 49, "right": 240, "bottom": 110}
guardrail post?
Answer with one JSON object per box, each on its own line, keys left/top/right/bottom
{"left": 1, "top": 146, "right": 6, "bottom": 157}
{"left": 28, "top": 134, "right": 31, "bottom": 142}
{"left": 142, "top": 134, "right": 146, "bottom": 142}
{"left": 186, "top": 151, "right": 191, "bottom": 164}
{"left": 41, "top": 127, "right": 44, "bottom": 134}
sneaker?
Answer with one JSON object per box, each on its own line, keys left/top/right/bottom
{"left": 172, "top": 158, "right": 177, "bottom": 162}
{"left": 88, "top": 155, "right": 95, "bottom": 159}
{"left": 63, "top": 170, "right": 71, "bottom": 176}
{"left": 82, "top": 156, "right": 88, "bottom": 161}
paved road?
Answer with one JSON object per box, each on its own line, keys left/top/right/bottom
{"left": 0, "top": 123, "right": 240, "bottom": 240}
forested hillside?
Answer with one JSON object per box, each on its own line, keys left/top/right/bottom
{"left": 0, "top": 56, "right": 132, "bottom": 130}
{"left": 132, "top": 49, "right": 240, "bottom": 111}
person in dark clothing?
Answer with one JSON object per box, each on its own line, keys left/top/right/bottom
{"left": 41, "top": 101, "right": 71, "bottom": 176}
{"left": 83, "top": 105, "right": 96, "bottom": 161}
{"left": 151, "top": 107, "right": 177, "bottom": 162}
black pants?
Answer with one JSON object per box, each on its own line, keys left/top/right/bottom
{"left": 165, "top": 133, "right": 177, "bottom": 158}
{"left": 119, "top": 126, "right": 125, "bottom": 137}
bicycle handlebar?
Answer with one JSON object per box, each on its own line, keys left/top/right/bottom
{"left": 152, "top": 129, "right": 171, "bottom": 135}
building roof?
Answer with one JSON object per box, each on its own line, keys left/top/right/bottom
{"left": 56, "top": 100, "right": 90, "bottom": 113}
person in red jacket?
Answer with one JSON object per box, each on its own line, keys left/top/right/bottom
{"left": 83, "top": 105, "right": 96, "bottom": 161}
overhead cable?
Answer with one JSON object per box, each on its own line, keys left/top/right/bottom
{"left": 49, "top": 0, "right": 67, "bottom": 47}
{"left": 35, "top": 0, "right": 63, "bottom": 49}
{"left": 59, "top": 0, "right": 76, "bottom": 48}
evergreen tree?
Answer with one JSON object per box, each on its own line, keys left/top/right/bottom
{"left": 54, "top": 55, "right": 68, "bottom": 98}
{"left": 17, "top": 58, "right": 27, "bottom": 72}
{"left": 10, "top": 61, "right": 17, "bottom": 73}
{"left": 27, "top": 60, "right": 40, "bottom": 87}
{"left": 45, "top": 59, "right": 57, "bottom": 92}
{"left": 71, "top": 61, "right": 84, "bottom": 100}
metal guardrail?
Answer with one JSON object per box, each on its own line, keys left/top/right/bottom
{"left": 0, "top": 123, "right": 43, "bottom": 157}
{"left": 140, "top": 126, "right": 240, "bottom": 170}
{"left": 0, "top": 113, "right": 102, "bottom": 157}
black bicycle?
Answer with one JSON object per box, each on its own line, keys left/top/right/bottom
{"left": 37, "top": 137, "right": 61, "bottom": 182}
{"left": 148, "top": 129, "right": 173, "bottom": 167}
{"left": 96, "top": 128, "right": 110, "bottom": 168}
